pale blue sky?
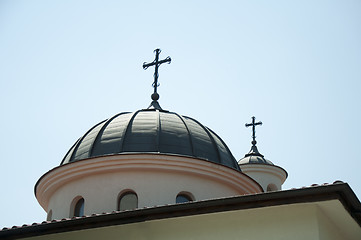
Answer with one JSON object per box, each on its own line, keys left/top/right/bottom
{"left": 1, "top": 0, "right": 360, "bottom": 227}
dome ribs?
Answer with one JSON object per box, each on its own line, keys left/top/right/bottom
{"left": 172, "top": 112, "right": 195, "bottom": 156}
{"left": 68, "top": 120, "right": 107, "bottom": 163}
{"left": 207, "top": 127, "right": 240, "bottom": 170}
{"left": 155, "top": 110, "right": 161, "bottom": 153}
{"left": 183, "top": 116, "right": 221, "bottom": 165}
{"left": 120, "top": 110, "right": 141, "bottom": 152}
{"left": 60, "top": 109, "right": 240, "bottom": 171}
{"left": 60, "top": 138, "right": 81, "bottom": 165}
{"left": 88, "top": 112, "right": 130, "bottom": 158}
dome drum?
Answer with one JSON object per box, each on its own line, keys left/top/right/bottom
{"left": 36, "top": 154, "right": 262, "bottom": 219}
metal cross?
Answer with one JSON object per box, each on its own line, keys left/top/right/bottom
{"left": 245, "top": 116, "right": 262, "bottom": 146}
{"left": 143, "top": 49, "right": 171, "bottom": 101}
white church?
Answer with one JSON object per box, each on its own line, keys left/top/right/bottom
{"left": 1, "top": 50, "right": 360, "bottom": 240}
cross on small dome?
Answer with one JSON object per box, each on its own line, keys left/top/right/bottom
{"left": 245, "top": 116, "right": 262, "bottom": 147}
{"left": 244, "top": 116, "right": 264, "bottom": 157}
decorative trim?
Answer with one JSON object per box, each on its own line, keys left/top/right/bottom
{"left": 240, "top": 164, "right": 288, "bottom": 183}
{"left": 36, "top": 154, "right": 262, "bottom": 210}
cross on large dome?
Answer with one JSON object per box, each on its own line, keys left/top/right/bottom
{"left": 61, "top": 49, "right": 240, "bottom": 170}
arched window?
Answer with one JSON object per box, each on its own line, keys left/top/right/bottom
{"left": 176, "top": 192, "right": 194, "bottom": 203}
{"left": 73, "top": 198, "right": 84, "bottom": 217}
{"left": 118, "top": 192, "right": 138, "bottom": 211}
{"left": 267, "top": 183, "right": 278, "bottom": 192}
{"left": 46, "top": 209, "right": 52, "bottom": 221}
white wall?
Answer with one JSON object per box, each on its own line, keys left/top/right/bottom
{"left": 240, "top": 164, "right": 287, "bottom": 192}
{"left": 36, "top": 154, "right": 262, "bottom": 220}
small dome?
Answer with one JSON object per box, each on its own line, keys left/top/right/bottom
{"left": 238, "top": 155, "right": 274, "bottom": 165}
{"left": 238, "top": 146, "right": 274, "bottom": 165}
{"left": 61, "top": 109, "right": 240, "bottom": 171}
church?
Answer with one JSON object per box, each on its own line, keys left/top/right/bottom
{"left": 1, "top": 49, "right": 360, "bottom": 240}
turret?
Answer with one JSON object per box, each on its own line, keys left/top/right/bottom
{"left": 238, "top": 117, "right": 287, "bottom": 192}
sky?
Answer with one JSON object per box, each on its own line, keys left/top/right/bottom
{"left": 0, "top": 0, "right": 360, "bottom": 228}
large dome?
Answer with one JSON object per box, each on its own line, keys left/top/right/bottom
{"left": 61, "top": 108, "right": 240, "bottom": 171}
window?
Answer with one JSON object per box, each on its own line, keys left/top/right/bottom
{"left": 267, "top": 183, "right": 278, "bottom": 192}
{"left": 118, "top": 192, "right": 138, "bottom": 211}
{"left": 46, "top": 210, "right": 52, "bottom": 221}
{"left": 73, "top": 198, "right": 84, "bottom": 217}
{"left": 176, "top": 192, "right": 194, "bottom": 203}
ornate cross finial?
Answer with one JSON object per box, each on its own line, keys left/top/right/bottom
{"left": 143, "top": 49, "right": 171, "bottom": 105}
{"left": 245, "top": 116, "right": 262, "bottom": 146}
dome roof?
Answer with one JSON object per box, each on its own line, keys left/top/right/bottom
{"left": 238, "top": 155, "right": 274, "bottom": 165}
{"left": 238, "top": 146, "right": 274, "bottom": 165}
{"left": 61, "top": 109, "right": 240, "bottom": 171}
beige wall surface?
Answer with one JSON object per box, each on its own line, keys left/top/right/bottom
{"left": 317, "top": 207, "right": 344, "bottom": 240}
{"left": 25, "top": 201, "right": 360, "bottom": 240}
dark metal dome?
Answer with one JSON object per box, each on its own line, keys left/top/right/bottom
{"left": 61, "top": 109, "right": 240, "bottom": 171}
{"left": 238, "top": 146, "right": 274, "bottom": 165}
